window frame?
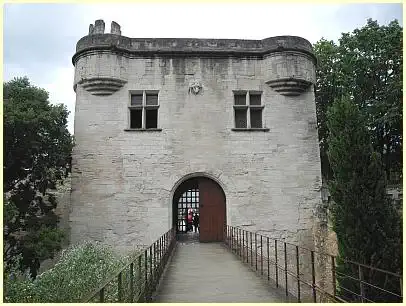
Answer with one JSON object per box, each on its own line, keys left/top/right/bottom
{"left": 126, "top": 90, "right": 162, "bottom": 131}
{"left": 232, "top": 90, "right": 269, "bottom": 131}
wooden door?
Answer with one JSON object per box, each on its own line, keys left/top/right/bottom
{"left": 199, "top": 177, "right": 226, "bottom": 242}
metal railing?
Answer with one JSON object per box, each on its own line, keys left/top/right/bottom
{"left": 224, "top": 225, "right": 402, "bottom": 303}
{"left": 82, "top": 228, "right": 176, "bottom": 303}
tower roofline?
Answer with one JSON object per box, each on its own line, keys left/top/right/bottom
{"left": 72, "top": 20, "right": 316, "bottom": 65}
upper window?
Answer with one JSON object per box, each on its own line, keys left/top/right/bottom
{"left": 128, "top": 91, "right": 160, "bottom": 130}
{"left": 233, "top": 91, "right": 266, "bottom": 130}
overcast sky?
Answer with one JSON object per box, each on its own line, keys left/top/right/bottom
{"left": 4, "top": 3, "right": 402, "bottom": 134}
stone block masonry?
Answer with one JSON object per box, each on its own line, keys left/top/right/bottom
{"left": 70, "top": 20, "right": 324, "bottom": 257}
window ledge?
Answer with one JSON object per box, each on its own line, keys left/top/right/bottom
{"left": 124, "top": 128, "right": 162, "bottom": 132}
{"left": 231, "top": 128, "right": 270, "bottom": 132}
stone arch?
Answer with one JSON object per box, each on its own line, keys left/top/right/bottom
{"left": 171, "top": 172, "right": 227, "bottom": 242}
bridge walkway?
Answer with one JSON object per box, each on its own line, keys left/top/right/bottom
{"left": 153, "top": 238, "right": 291, "bottom": 303}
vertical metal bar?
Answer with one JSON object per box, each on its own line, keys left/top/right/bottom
{"left": 242, "top": 229, "right": 245, "bottom": 262}
{"left": 284, "top": 242, "right": 288, "bottom": 297}
{"left": 239, "top": 229, "right": 242, "bottom": 257}
{"left": 311, "top": 251, "right": 317, "bottom": 302}
{"left": 149, "top": 247, "right": 152, "bottom": 284}
{"left": 100, "top": 287, "right": 105, "bottom": 303}
{"left": 144, "top": 250, "right": 148, "bottom": 295}
{"left": 255, "top": 234, "right": 258, "bottom": 271}
{"left": 359, "top": 264, "right": 365, "bottom": 302}
{"left": 160, "top": 237, "right": 162, "bottom": 272}
{"left": 148, "top": 246, "right": 154, "bottom": 291}
{"left": 261, "top": 235, "right": 263, "bottom": 275}
{"left": 231, "top": 227, "right": 234, "bottom": 252}
{"left": 138, "top": 255, "right": 142, "bottom": 294}
{"left": 237, "top": 228, "right": 240, "bottom": 256}
{"left": 152, "top": 243, "right": 155, "bottom": 284}
{"left": 246, "top": 231, "right": 249, "bottom": 263}
{"left": 130, "top": 263, "right": 134, "bottom": 302}
{"left": 296, "top": 246, "right": 301, "bottom": 302}
{"left": 400, "top": 278, "right": 403, "bottom": 298}
{"left": 275, "top": 240, "right": 279, "bottom": 288}
{"left": 331, "top": 256, "right": 336, "bottom": 298}
{"left": 250, "top": 232, "right": 253, "bottom": 267}
{"left": 227, "top": 225, "right": 229, "bottom": 246}
{"left": 267, "top": 237, "right": 270, "bottom": 281}
{"left": 118, "top": 271, "right": 122, "bottom": 302}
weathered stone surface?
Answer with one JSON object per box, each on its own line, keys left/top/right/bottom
{"left": 70, "top": 21, "right": 323, "bottom": 256}
{"left": 110, "top": 21, "right": 121, "bottom": 35}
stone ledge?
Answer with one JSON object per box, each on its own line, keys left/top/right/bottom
{"left": 124, "top": 128, "right": 163, "bottom": 132}
{"left": 76, "top": 77, "right": 127, "bottom": 96}
{"left": 266, "top": 78, "right": 312, "bottom": 96}
{"left": 231, "top": 128, "right": 270, "bottom": 132}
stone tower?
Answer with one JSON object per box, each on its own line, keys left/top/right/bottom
{"left": 71, "top": 20, "right": 323, "bottom": 254}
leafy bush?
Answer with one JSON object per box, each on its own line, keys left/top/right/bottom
{"left": 4, "top": 241, "right": 133, "bottom": 302}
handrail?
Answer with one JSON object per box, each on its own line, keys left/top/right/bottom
{"left": 81, "top": 227, "right": 176, "bottom": 303}
{"left": 224, "top": 225, "right": 402, "bottom": 303}
{"left": 233, "top": 228, "right": 401, "bottom": 279}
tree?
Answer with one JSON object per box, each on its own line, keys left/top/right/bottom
{"left": 314, "top": 19, "right": 402, "bottom": 182}
{"left": 4, "top": 77, "right": 73, "bottom": 278}
{"left": 327, "top": 96, "right": 402, "bottom": 301}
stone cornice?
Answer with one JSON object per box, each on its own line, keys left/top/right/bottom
{"left": 72, "top": 34, "right": 316, "bottom": 65}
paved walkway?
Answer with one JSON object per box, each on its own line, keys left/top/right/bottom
{"left": 154, "top": 240, "right": 289, "bottom": 302}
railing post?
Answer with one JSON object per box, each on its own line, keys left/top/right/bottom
{"left": 260, "top": 235, "right": 263, "bottom": 275}
{"left": 255, "top": 233, "right": 258, "bottom": 271}
{"left": 246, "top": 231, "right": 249, "bottom": 263}
{"left": 242, "top": 229, "right": 245, "bottom": 262}
{"left": 358, "top": 264, "right": 365, "bottom": 302}
{"left": 118, "top": 271, "right": 123, "bottom": 302}
{"left": 311, "top": 250, "right": 317, "bottom": 302}
{"left": 331, "top": 256, "right": 336, "bottom": 298}
{"left": 100, "top": 287, "right": 105, "bottom": 303}
{"left": 239, "top": 229, "right": 242, "bottom": 258}
{"left": 284, "top": 242, "right": 288, "bottom": 297}
{"left": 228, "top": 226, "right": 230, "bottom": 246}
{"left": 130, "top": 262, "right": 134, "bottom": 302}
{"left": 144, "top": 250, "right": 148, "bottom": 298}
{"left": 275, "top": 240, "right": 279, "bottom": 288}
{"left": 296, "top": 246, "right": 301, "bottom": 302}
{"left": 267, "top": 237, "right": 270, "bottom": 281}
{"left": 138, "top": 255, "right": 142, "bottom": 296}
{"left": 160, "top": 237, "right": 163, "bottom": 272}
{"left": 149, "top": 246, "right": 153, "bottom": 288}
{"left": 237, "top": 228, "right": 239, "bottom": 256}
{"left": 231, "top": 227, "right": 234, "bottom": 252}
{"left": 250, "top": 232, "right": 253, "bottom": 267}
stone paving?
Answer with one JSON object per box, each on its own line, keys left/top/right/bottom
{"left": 153, "top": 238, "right": 290, "bottom": 302}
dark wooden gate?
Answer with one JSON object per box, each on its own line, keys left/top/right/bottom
{"left": 198, "top": 177, "right": 226, "bottom": 242}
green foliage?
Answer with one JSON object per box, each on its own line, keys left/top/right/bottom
{"left": 327, "top": 96, "right": 402, "bottom": 302}
{"left": 4, "top": 76, "right": 74, "bottom": 278}
{"left": 4, "top": 242, "right": 132, "bottom": 303}
{"left": 314, "top": 19, "right": 402, "bottom": 181}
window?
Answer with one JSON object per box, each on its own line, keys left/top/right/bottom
{"left": 233, "top": 91, "right": 267, "bottom": 130}
{"left": 128, "top": 91, "right": 160, "bottom": 130}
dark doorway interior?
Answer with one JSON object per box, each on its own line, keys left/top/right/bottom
{"left": 172, "top": 176, "right": 226, "bottom": 242}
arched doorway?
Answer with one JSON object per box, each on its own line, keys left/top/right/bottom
{"left": 172, "top": 176, "right": 226, "bottom": 242}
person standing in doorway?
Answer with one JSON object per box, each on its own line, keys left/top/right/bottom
{"left": 193, "top": 213, "right": 199, "bottom": 233}
{"left": 187, "top": 210, "right": 193, "bottom": 232}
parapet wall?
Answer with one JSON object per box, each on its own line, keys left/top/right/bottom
{"left": 74, "top": 20, "right": 315, "bottom": 61}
